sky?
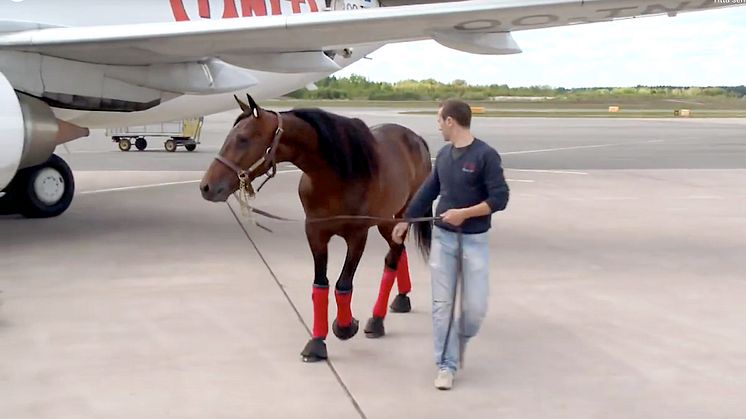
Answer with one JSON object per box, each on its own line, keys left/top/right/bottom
{"left": 334, "top": 6, "right": 746, "bottom": 88}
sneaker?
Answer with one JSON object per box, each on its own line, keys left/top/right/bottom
{"left": 434, "top": 369, "right": 454, "bottom": 390}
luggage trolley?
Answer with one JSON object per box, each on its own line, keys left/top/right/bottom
{"left": 107, "top": 117, "right": 204, "bottom": 152}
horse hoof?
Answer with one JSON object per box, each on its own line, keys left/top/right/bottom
{"left": 332, "top": 318, "right": 359, "bottom": 341}
{"left": 364, "top": 316, "right": 385, "bottom": 339}
{"left": 389, "top": 294, "right": 411, "bottom": 313}
{"left": 301, "top": 338, "right": 327, "bottom": 362}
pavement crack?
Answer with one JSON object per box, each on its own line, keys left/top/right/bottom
{"left": 226, "top": 202, "right": 368, "bottom": 419}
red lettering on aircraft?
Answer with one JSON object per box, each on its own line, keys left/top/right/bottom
{"left": 223, "top": 0, "right": 239, "bottom": 17}
{"left": 240, "top": 0, "right": 267, "bottom": 16}
{"left": 199, "top": 0, "right": 211, "bottom": 18}
{"left": 269, "top": 0, "right": 282, "bottom": 15}
{"left": 170, "top": 0, "right": 190, "bottom": 21}
{"left": 290, "top": 0, "right": 318, "bottom": 14}
{"left": 170, "top": 0, "right": 318, "bottom": 21}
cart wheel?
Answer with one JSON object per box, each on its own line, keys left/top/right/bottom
{"left": 164, "top": 139, "right": 177, "bottom": 152}
{"left": 118, "top": 138, "right": 131, "bottom": 152}
{"left": 185, "top": 144, "right": 197, "bottom": 152}
{"left": 135, "top": 137, "right": 148, "bottom": 151}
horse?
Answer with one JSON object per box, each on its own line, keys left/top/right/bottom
{"left": 200, "top": 95, "right": 433, "bottom": 362}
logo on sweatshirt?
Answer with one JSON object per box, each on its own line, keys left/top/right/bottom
{"left": 462, "top": 162, "right": 476, "bottom": 173}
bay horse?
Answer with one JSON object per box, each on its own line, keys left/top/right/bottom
{"left": 200, "top": 95, "right": 433, "bottom": 362}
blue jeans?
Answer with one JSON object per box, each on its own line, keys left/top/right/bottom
{"left": 430, "top": 226, "right": 490, "bottom": 372}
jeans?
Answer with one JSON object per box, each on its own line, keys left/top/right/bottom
{"left": 430, "top": 226, "right": 490, "bottom": 372}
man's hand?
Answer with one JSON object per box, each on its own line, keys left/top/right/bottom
{"left": 441, "top": 209, "right": 468, "bottom": 227}
{"left": 392, "top": 222, "right": 409, "bottom": 244}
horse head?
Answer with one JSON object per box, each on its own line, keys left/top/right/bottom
{"left": 200, "top": 94, "right": 283, "bottom": 202}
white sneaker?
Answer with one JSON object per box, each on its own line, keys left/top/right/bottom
{"left": 434, "top": 369, "right": 454, "bottom": 390}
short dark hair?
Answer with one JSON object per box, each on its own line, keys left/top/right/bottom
{"left": 439, "top": 99, "right": 472, "bottom": 128}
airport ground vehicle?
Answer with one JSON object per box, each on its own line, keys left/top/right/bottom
{"left": 107, "top": 118, "right": 203, "bottom": 152}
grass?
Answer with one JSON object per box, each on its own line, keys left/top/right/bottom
{"left": 264, "top": 97, "right": 746, "bottom": 118}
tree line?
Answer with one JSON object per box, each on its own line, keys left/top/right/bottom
{"left": 284, "top": 75, "right": 746, "bottom": 101}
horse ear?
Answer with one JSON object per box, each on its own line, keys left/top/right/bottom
{"left": 246, "top": 94, "right": 260, "bottom": 118}
{"left": 234, "top": 94, "right": 251, "bottom": 114}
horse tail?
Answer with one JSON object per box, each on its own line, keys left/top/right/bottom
{"left": 412, "top": 206, "right": 432, "bottom": 260}
{"left": 411, "top": 132, "right": 433, "bottom": 260}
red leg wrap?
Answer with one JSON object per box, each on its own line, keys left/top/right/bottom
{"left": 396, "top": 249, "right": 412, "bottom": 295}
{"left": 335, "top": 290, "right": 353, "bottom": 328}
{"left": 312, "top": 286, "right": 329, "bottom": 339}
{"left": 372, "top": 268, "right": 397, "bottom": 318}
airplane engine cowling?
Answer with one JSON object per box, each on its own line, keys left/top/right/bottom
{"left": 0, "top": 71, "right": 59, "bottom": 191}
{"left": 0, "top": 71, "right": 25, "bottom": 191}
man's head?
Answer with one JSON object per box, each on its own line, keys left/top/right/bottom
{"left": 437, "top": 99, "right": 472, "bottom": 141}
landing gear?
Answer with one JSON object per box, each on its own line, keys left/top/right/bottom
{"left": 1, "top": 154, "right": 75, "bottom": 218}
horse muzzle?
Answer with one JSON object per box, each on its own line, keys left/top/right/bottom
{"left": 200, "top": 178, "right": 234, "bottom": 202}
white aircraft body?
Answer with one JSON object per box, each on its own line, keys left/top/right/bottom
{"left": 0, "top": 0, "right": 740, "bottom": 218}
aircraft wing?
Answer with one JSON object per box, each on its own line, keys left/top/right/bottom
{"left": 380, "top": 0, "right": 468, "bottom": 5}
{"left": 0, "top": 0, "right": 739, "bottom": 66}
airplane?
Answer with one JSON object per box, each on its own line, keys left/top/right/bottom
{"left": 0, "top": 0, "right": 741, "bottom": 218}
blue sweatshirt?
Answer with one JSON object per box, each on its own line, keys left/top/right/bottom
{"left": 404, "top": 138, "right": 509, "bottom": 234}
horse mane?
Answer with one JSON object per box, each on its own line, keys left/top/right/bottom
{"left": 289, "top": 108, "right": 379, "bottom": 181}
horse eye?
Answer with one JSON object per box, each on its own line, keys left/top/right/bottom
{"left": 237, "top": 136, "right": 249, "bottom": 145}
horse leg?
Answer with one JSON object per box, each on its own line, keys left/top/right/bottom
{"left": 331, "top": 229, "right": 368, "bottom": 340}
{"left": 301, "top": 224, "right": 332, "bottom": 363}
{"left": 379, "top": 220, "right": 412, "bottom": 312}
{"left": 364, "top": 223, "right": 407, "bottom": 338}
{"left": 390, "top": 244, "right": 412, "bottom": 313}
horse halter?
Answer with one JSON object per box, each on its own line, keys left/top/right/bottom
{"left": 213, "top": 110, "right": 284, "bottom": 198}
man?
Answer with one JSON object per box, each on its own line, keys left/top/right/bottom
{"left": 393, "top": 99, "right": 509, "bottom": 390}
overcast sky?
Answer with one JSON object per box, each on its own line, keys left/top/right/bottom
{"left": 334, "top": 6, "right": 745, "bottom": 88}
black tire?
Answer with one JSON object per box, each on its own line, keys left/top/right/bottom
{"left": 118, "top": 138, "right": 131, "bottom": 151}
{"left": 135, "top": 137, "right": 148, "bottom": 151}
{"left": 12, "top": 154, "right": 75, "bottom": 218}
{"left": 185, "top": 143, "right": 197, "bottom": 152}
{"left": 0, "top": 191, "right": 17, "bottom": 215}
{"left": 164, "top": 139, "right": 177, "bottom": 152}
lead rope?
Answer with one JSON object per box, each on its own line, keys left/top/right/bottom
{"left": 234, "top": 193, "right": 465, "bottom": 367}
{"left": 439, "top": 228, "right": 464, "bottom": 371}
{"left": 237, "top": 173, "right": 252, "bottom": 218}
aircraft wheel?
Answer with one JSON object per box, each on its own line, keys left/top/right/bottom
{"left": 135, "top": 137, "right": 148, "bottom": 151}
{"left": 118, "top": 138, "right": 132, "bottom": 151}
{"left": 0, "top": 191, "right": 17, "bottom": 215}
{"left": 7, "top": 154, "right": 76, "bottom": 218}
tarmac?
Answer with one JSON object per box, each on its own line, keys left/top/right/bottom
{"left": 1, "top": 108, "right": 745, "bottom": 419}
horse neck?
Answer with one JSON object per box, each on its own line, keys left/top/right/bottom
{"left": 275, "top": 113, "right": 335, "bottom": 179}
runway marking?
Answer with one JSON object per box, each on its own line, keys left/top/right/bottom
{"left": 500, "top": 140, "right": 664, "bottom": 156}
{"left": 680, "top": 195, "right": 726, "bottom": 200}
{"left": 79, "top": 180, "right": 201, "bottom": 195}
{"left": 506, "top": 169, "right": 588, "bottom": 175}
{"left": 77, "top": 168, "right": 533, "bottom": 195}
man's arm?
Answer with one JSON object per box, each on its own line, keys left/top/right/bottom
{"left": 481, "top": 148, "right": 509, "bottom": 212}
{"left": 393, "top": 159, "right": 441, "bottom": 244}
{"left": 403, "top": 166, "right": 440, "bottom": 219}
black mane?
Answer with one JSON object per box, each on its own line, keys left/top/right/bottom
{"left": 289, "top": 108, "right": 379, "bottom": 181}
